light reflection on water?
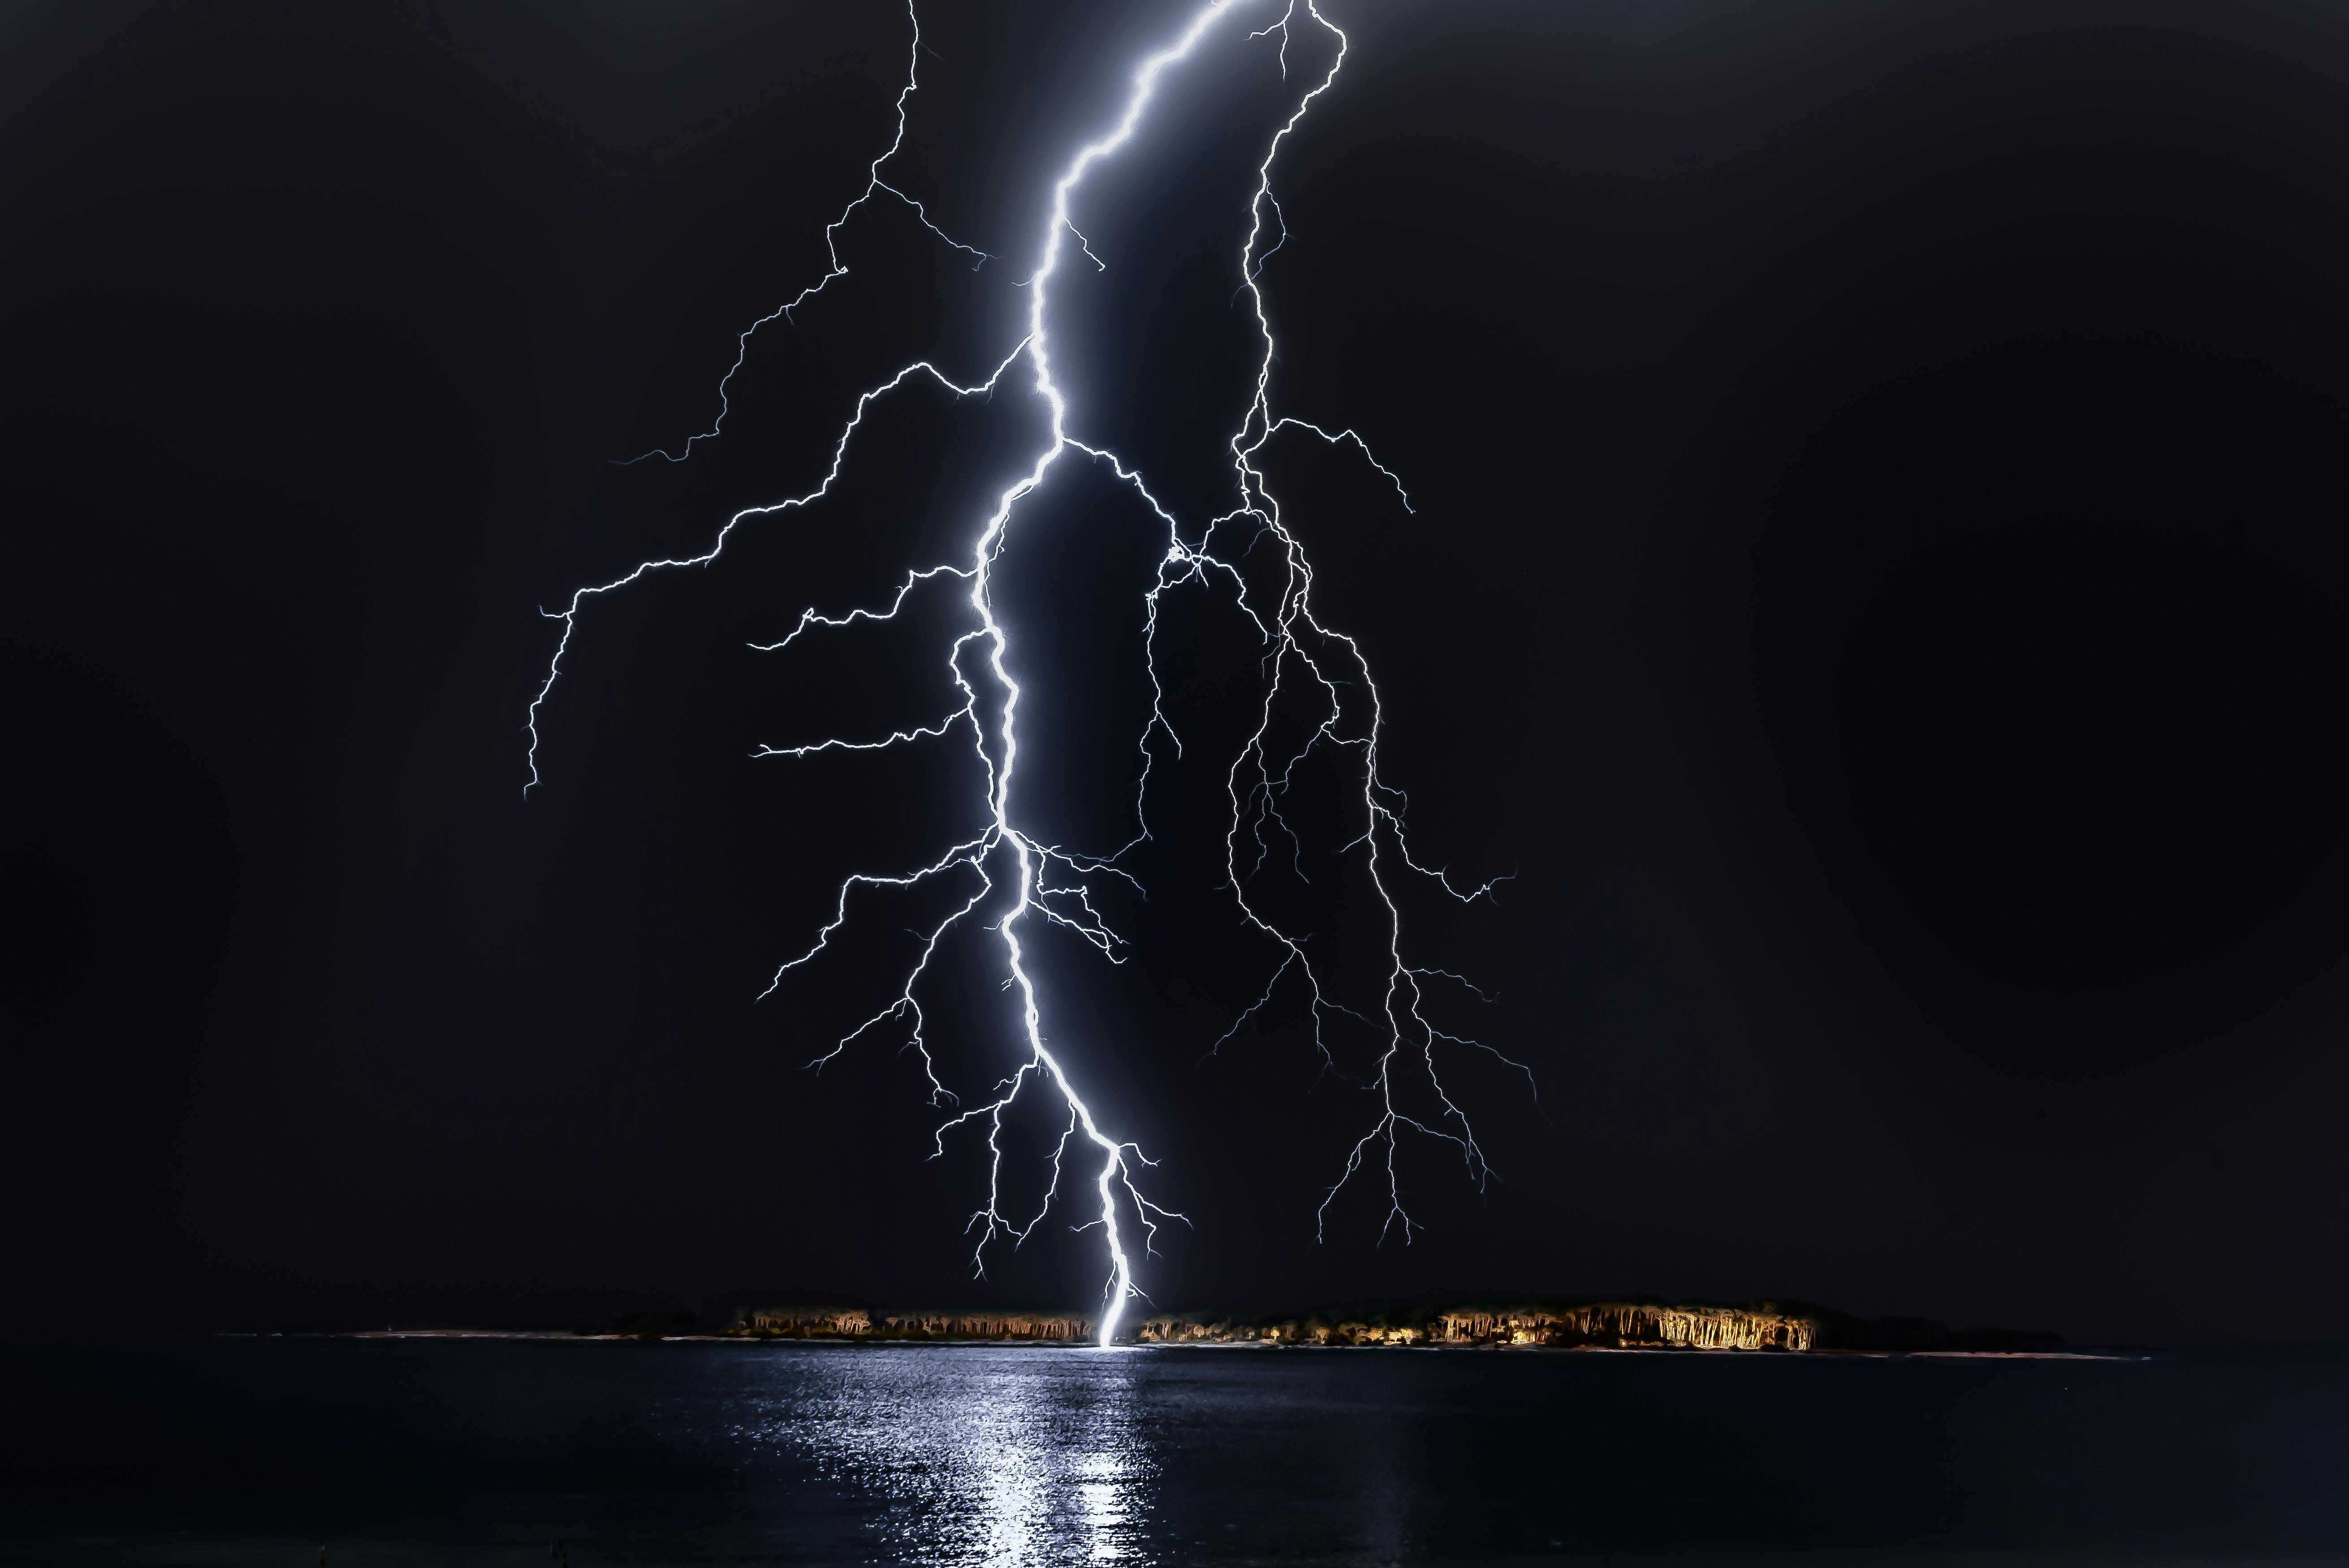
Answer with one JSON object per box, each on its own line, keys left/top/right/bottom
{"left": 667, "top": 1342, "right": 2349, "bottom": 1567}
{"left": 8, "top": 1341, "right": 2343, "bottom": 1565}
{"left": 736, "top": 1346, "right": 1159, "bottom": 1565}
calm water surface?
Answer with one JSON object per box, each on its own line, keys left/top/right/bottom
{"left": 2, "top": 1341, "right": 2344, "bottom": 1565}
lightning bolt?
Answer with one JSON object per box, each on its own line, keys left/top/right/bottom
{"left": 527, "top": 0, "right": 1528, "bottom": 1347}
{"left": 618, "top": 3, "right": 989, "bottom": 466}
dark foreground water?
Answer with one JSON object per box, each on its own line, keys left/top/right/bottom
{"left": 2, "top": 1342, "right": 2345, "bottom": 1566}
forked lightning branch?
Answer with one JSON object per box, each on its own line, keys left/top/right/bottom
{"left": 526, "top": 0, "right": 1530, "bottom": 1347}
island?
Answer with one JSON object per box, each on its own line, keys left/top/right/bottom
{"left": 716, "top": 1302, "right": 2062, "bottom": 1353}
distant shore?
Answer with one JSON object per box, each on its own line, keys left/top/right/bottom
{"left": 328, "top": 1300, "right": 2098, "bottom": 1356}
{"left": 334, "top": 1328, "right": 2120, "bottom": 1359}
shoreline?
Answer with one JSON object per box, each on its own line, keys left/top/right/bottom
{"left": 321, "top": 1329, "right": 2133, "bottom": 1360}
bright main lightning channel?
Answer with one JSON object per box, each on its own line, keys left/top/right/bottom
{"left": 527, "top": 0, "right": 1527, "bottom": 1348}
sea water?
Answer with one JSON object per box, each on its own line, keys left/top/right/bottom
{"left": 2, "top": 1340, "right": 2344, "bottom": 1564}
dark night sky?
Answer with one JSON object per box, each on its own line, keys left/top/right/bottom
{"left": 7, "top": 0, "right": 2349, "bottom": 1345}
